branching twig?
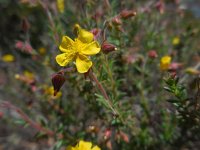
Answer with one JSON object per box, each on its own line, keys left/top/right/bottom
{"left": 0, "top": 101, "right": 56, "bottom": 137}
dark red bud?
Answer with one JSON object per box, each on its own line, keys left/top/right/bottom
{"left": 51, "top": 72, "right": 66, "bottom": 96}
{"left": 120, "top": 10, "right": 137, "bottom": 19}
{"left": 22, "top": 18, "right": 30, "bottom": 32}
{"left": 101, "top": 41, "right": 117, "bottom": 54}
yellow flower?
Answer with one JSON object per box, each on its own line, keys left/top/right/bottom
{"left": 172, "top": 36, "right": 180, "bottom": 46}
{"left": 56, "top": 25, "right": 100, "bottom": 73}
{"left": 38, "top": 47, "right": 46, "bottom": 55}
{"left": 44, "top": 86, "right": 62, "bottom": 99}
{"left": 57, "top": 0, "right": 65, "bottom": 13}
{"left": 23, "top": 70, "right": 34, "bottom": 80}
{"left": 160, "top": 55, "right": 171, "bottom": 71}
{"left": 2, "top": 54, "right": 15, "bottom": 62}
{"left": 66, "top": 140, "right": 101, "bottom": 150}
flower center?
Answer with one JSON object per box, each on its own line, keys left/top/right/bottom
{"left": 74, "top": 39, "right": 86, "bottom": 53}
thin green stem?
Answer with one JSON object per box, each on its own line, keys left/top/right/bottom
{"left": 104, "top": 54, "right": 117, "bottom": 98}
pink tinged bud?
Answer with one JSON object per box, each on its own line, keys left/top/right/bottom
{"left": 15, "top": 41, "right": 33, "bottom": 54}
{"left": 104, "top": 129, "right": 111, "bottom": 140}
{"left": 101, "top": 41, "right": 117, "bottom": 54}
{"left": 169, "top": 62, "right": 183, "bottom": 71}
{"left": 120, "top": 10, "right": 137, "bottom": 19}
{"left": 148, "top": 50, "right": 158, "bottom": 59}
{"left": 119, "top": 131, "right": 129, "bottom": 143}
{"left": 51, "top": 72, "right": 66, "bottom": 96}
{"left": 24, "top": 42, "right": 33, "bottom": 54}
{"left": 112, "top": 17, "right": 122, "bottom": 25}
{"left": 15, "top": 41, "right": 24, "bottom": 49}
{"left": 90, "top": 28, "right": 101, "bottom": 40}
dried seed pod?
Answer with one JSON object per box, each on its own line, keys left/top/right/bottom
{"left": 21, "top": 17, "right": 30, "bottom": 32}
{"left": 51, "top": 72, "right": 66, "bottom": 96}
{"left": 120, "top": 10, "right": 137, "bottom": 19}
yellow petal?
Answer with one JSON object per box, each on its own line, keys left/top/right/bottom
{"left": 59, "top": 36, "right": 74, "bottom": 52}
{"left": 78, "top": 28, "right": 94, "bottom": 43}
{"left": 92, "top": 146, "right": 101, "bottom": 150}
{"left": 80, "top": 41, "right": 100, "bottom": 55}
{"left": 78, "top": 140, "right": 92, "bottom": 150}
{"left": 76, "top": 54, "right": 92, "bottom": 73}
{"left": 66, "top": 146, "right": 75, "bottom": 150}
{"left": 56, "top": 52, "right": 75, "bottom": 66}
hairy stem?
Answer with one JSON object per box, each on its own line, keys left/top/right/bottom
{"left": 88, "top": 69, "right": 126, "bottom": 125}
{"left": 0, "top": 101, "right": 57, "bottom": 137}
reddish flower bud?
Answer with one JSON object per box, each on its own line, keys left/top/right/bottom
{"left": 112, "top": 17, "right": 122, "bottom": 25}
{"left": 120, "top": 10, "right": 137, "bottom": 19}
{"left": 15, "top": 41, "right": 33, "bottom": 54}
{"left": 119, "top": 131, "right": 129, "bottom": 143}
{"left": 24, "top": 42, "right": 33, "bottom": 54}
{"left": 51, "top": 72, "right": 66, "bottom": 96}
{"left": 90, "top": 28, "right": 101, "bottom": 40}
{"left": 101, "top": 41, "right": 117, "bottom": 54}
{"left": 0, "top": 111, "right": 3, "bottom": 118}
{"left": 104, "top": 129, "right": 111, "bottom": 140}
{"left": 148, "top": 50, "right": 158, "bottom": 59}
{"left": 169, "top": 62, "right": 183, "bottom": 71}
{"left": 15, "top": 41, "right": 24, "bottom": 49}
{"left": 155, "top": 1, "right": 165, "bottom": 14}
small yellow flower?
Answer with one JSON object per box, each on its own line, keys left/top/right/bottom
{"left": 38, "top": 47, "right": 46, "bottom": 55}
{"left": 56, "top": 25, "right": 100, "bottom": 73}
{"left": 172, "top": 36, "right": 180, "bottom": 46}
{"left": 66, "top": 140, "right": 101, "bottom": 150}
{"left": 23, "top": 70, "right": 34, "bottom": 80}
{"left": 2, "top": 54, "right": 15, "bottom": 62}
{"left": 57, "top": 0, "right": 65, "bottom": 13}
{"left": 160, "top": 55, "right": 171, "bottom": 71}
{"left": 44, "top": 86, "right": 62, "bottom": 99}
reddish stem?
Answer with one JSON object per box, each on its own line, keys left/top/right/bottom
{"left": 88, "top": 70, "right": 118, "bottom": 116}
{"left": 0, "top": 101, "right": 55, "bottom": 136}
